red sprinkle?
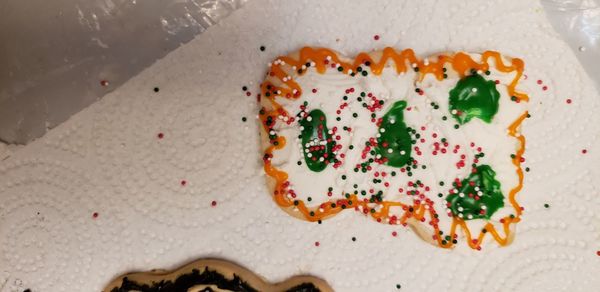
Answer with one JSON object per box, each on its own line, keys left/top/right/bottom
{"left": 157, "top": 133, "right": 164, "bottom": 139}
{"left": 537, "top": 80, "right": 543, "bottom": 85}
{"left": 180, "top": 180, "right": 187, "bottom": 186}
{"left": 566, "top": 98, "right": 572, "bottom": 104}
{"left": 542, "top": 86, "right": 548, "bottom": 91}
{"left": 582, "top": 149, "right": 588, "bottom": 154}
{"left": 315, "top": 241, "right": 320, "bottom": 247}
{"left": 211, "top": 200, "right": 217, "bottom": 207}
{"left": 374, "top": 35, "right": 380, "bottom": 40}
{"left": 312, "top": 88, "right": 318, "bottom": 93}
{"left": 100, "top": 80, "right": 109, "bottom": 86}
{"left": 246, "top": 91, "right": 251, "bottom": 96}
{"left": 392, "top": 231, "right": 398, "bottom": 237}
{"left": 92, "top": 212, "right": 99, "bottom": 219}
{"left": 596, "top": 251, "right": 600, "bottom": 256}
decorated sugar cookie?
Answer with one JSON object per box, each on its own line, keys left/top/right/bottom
{"left": 259, "top": 47, "right": 528, "bottom": 250}
{"left": 104, "top": 258, "right": 333, "bottom": 292}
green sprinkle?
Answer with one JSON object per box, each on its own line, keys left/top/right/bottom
{"left": 241, "top": 117, "right": 247, "bottom": 122}
{"left": 544, "top": 203, "right": 549, "bottom": 208}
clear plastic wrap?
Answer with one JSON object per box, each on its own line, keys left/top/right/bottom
{"left": 542, "top": 0, "right": 600, "bottom": 89}
{"left": 0, "top": 0, "right": 247, "bottom": 144}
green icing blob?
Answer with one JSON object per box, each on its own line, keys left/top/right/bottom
{"left": 449, "top": 74, "right": 500, "bottom": 124}
{"left": 445, "top": 165, "right": 504, "bottom": 220}
{"left": 375, "top": 100, "right": 412, "bottom": 168}
{"left": 299, "top": 109, "right": 336, "bottom": 172}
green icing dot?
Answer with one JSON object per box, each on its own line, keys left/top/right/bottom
{"left": 374, "top": 100, "right": 412, "bottom": 168}
{"left": 299, "top": 109, "right": 336, "bottom": 172}
{"left": 445, "top": 165, "right": 504, "bottom": 220}
{"left": 449, "top": 74, "right": 500, "bottom": 125}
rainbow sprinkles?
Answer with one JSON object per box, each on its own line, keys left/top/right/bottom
{"left": 259, "top": 47, "right": 528, "bottom": 250}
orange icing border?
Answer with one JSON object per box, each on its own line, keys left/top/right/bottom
{"left": 259, "top": 47, "right": 528, "bottom": 249}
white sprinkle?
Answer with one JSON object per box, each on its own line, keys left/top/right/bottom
{"left": 300, "top": 126, "right": 304, "bottom": 131}
{"left": 458, "top": 207, "right": 464, "bottom": 212}
{"left": 579, "top": 46, "right": 586, "bottom": 52}
{"left": 376, "top": 133, "right": 381, "bottom": 138}
{"left": 424, "top": 59, "right": 430, "bottom": 66}
{"left": 474, "top": 187, "right": 480, "bottom": 191}
{"left": 411, "top": 63, "right": 418, "bottom": 68}
{"left": 387, "top": 149, "right": 393, "bottom": 153}
{"left": 380, "top": 128, "right": 386, "bottom": 133}
{"left": 305, "top": 143, "right": 310, "bottom": 147}
{"left": 319, "top": 157, "right": 325, "bottom": 162}
{"left": 311, "top": 62, "right": 316, "bottom": 66}
{"left": 270, "top": 131, "right": 276, "bottom": 135}
{"left": 400, "top": 150, "right": 406, "bottom": 155}
{"left": 307, "top": 153, "right": 313, "bottom": 158}
{"left": 268, "top": 62, "right": 272, "bottom": 67}
{"left": 458, "top": 213, "right": 464, "bottom": 218}
{"left": 307, "top": 116, "right": 312, "bottom": 122}
{"left": 328, "top": 130, "right": 333, "bottom": 135}
{"left": 376, "top": 154, "right": 382, "bottom": 159}
{"left": 477, "top": 70, "right": 483, "bottom": 74}
{"left": 467, "top": 214, "right": 473, "bottom": 219}
{"left": 348, "top": 69, "right": 353, "bottom": 74}
{"left": 292, "top": 89, "right": 298, "bottom": 94}
{"left": 292, "top": 66, "right": 297, "bottom": 70}
{"left": 477, "top": 191, "right": 483, "bottom": 196}
{"left": 390, "top": 119, "right": 396, "bottom": 124}
{"left": 282, "top": 77, "right": 288, "bottom": 82}
{"left": 326, "top": 56, "right": 332, "bottom": 61}
{"left": 302, "top": 65, "right": 307, "bottom": 70}
{"left": 451, "top": 109, "right": 458, "bottom": 115}
{"left": 471, "top": 88, "right": 478, "bottom": 93}
{"left": 459, "top": 192, "right": 465, "bottom": 198}
{"left": 481, "top": 205, "right": 487, "bottom": 210}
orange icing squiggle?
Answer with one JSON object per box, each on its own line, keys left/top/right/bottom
{"left": 259, "top": 47, "right": 528, "bottom": 249}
